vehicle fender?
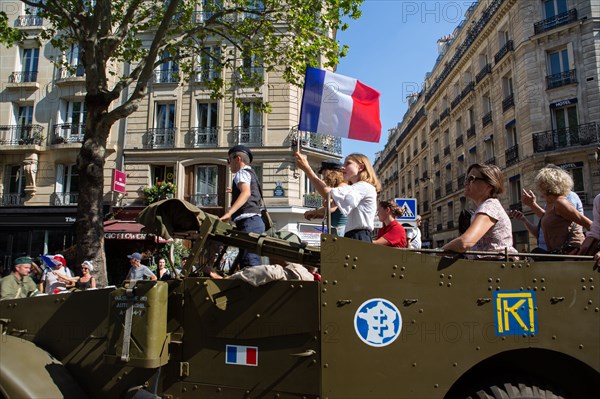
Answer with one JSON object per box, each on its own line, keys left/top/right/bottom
{"left": 0, "top": 335, "right": 88, "bottom": 399}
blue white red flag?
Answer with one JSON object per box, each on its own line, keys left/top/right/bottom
{"left": 299, "top": 67, "right": 381, "bottom": 143}
{"left": 41, "top": 254, "right": 64, "bottom": 269}
{"left": 225, "top": 345, "right": 258, "bottom": 366}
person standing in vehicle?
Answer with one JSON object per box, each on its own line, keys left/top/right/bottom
{"left": 0, "top": 257, "right": 39, "bottom": 300}
{"left": 304, "top": 160, "right": 348, "bottom": 236}
{"left": 295, "top": 151, "right": 380, "bottom": 242}
{"left": 125, "top": 252, "right": 157, "bottom": 281}
{"left": 157, "top": 257, "right": 171, "bottom": 281}
{"left": 221, "top": 145, "right": 265, "bottom": 267}
{"left": 373, "top": 200, "right": 407, "bottom": 248}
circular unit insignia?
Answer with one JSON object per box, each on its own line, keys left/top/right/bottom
{"left": 354, "top": 298, "right": 402, "bottom": 347}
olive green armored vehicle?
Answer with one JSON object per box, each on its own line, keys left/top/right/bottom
{"left": 1, "top": 200, "right": 599, "bottom": 399}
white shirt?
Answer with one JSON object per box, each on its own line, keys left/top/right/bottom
{"left": 409, "top": 227, "right": 422, "bottom": 249}
{"left": 42, "top": 267, "right": 73, "bottom": 294}
{"left": 330, "top": 181, "right": 377, "bottom": 232}
{"left": 233, "top": 166, "right": 260, "bottom": 222}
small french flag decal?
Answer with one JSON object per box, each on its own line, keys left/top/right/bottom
{"left": 225, "top": 345, "right": 258, "bottom": 366}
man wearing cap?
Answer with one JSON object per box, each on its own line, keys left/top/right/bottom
{"left": 125, "top": 252, "right": 157, "bottom": 281}
{"left": 0, "top": 257, "right": 39, "bottom": 300}
{"left": 221, "top": 144, "right": 265, "bottom": 267}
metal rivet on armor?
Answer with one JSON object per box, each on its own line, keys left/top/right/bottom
{"left": 352, "top": 265, "right": 357, "bottom": 269}
{"left": 590, "top": 278, "right": 594, "bottom": 282}
{"left": 333, "top": 237, "right": 337, "bottom": 242}
{"left": 448, "top": 275, "right": 452, "bottom": 279}
{"left": 582, "top": 286, "right": 587, "bottom": 290}
{"left": 392, "top": 273, "right": 396, "bottom": 278}
{"left": 333, "top": 280, "right": 338, "bottom": 285}
{"left": 401, "top": 266, "right": 406, "bottom": 271}
{"left": 488, "top": 286, "right": 493, "bottom": 291}
{"left": 419, "top": 309, "right": 424, "bottom": 313}
{"left": 412, "top": 363, "right": 417, "bottom": 367}
{"left": 532, "top": 278, "right": 537, "bottom": 283}
{"left": 447, "top": 283, "right": 452, "bottom": 287}
{"left": 434, "top": 384, "right": 439, "bottom": 388}
{"left": 393, "top": 265, "right": 398, "bottom": 269}
{"left": 400, "top": 274, "right": 404, "bottom": 279}
{"left": 324, "top": 364, "right": 329, "bottom": 368}
{"left": 453, "top": 362, "right": 458, "bottom": 367}
{"left": 488, "top": 278, "right": 492, "bottom": 283}
{"left": 322, "top": 289, "right": 327, "bottom": 293}
{"left": 501, "top": 264, "right": 506, "bottom": 268}
{"left": 581, "top": 278, "right": 586, "bottom": 282}
{"left": 440, "top": 282, "right": 444, "bottom": 286}
{"left": 541, "top": 278, "right": 545, "bottom": 282}
{"left": 595, "top": 308, "right": 599, "bottom": 312}
{"left": 345, "top": 255, "right": 350, "bottom": 260}
{"left": 440, "top": 274, "right": 444, "bottom": 278}
{"left": 354, "top": 257, "right": 358, "bottom": 261}
{"left": 579, "top": 344, "right": 584, "bottom": 349}
{"left": 323, "top": 303, "right": 327, "bottom": 307}
{"left": 591, "top": 286, "right": 595, "bottom": 290}
{"left": 541, "top": 287, "right": 546, "bottom": 291}
{"left": 476, "top": 346, "right": 480, "bottom": 351}
{"left": 344, "top": 263, "right": 349, "bottom": 267}
{"left": 584, "top": 306, "right": 589, "bottom": 311}
{"left": 193, "top": 385, "right": 198, "bottom": 390}
{"left": 256, "top": 314, "right": 260, "bottom": 318}
{"left": 552, "top": 335, "right": 557, "bottom": 340}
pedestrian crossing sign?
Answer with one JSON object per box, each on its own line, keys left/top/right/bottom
{"left": 394, "top": 198, "right": 418, "bottom": 221}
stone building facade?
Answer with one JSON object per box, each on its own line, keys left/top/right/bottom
{"left": 375, "top": 0, "right": 599, "bottom": 250}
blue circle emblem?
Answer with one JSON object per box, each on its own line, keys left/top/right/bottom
{"left": 354, "top": 298, "right": 402, "bottom": 347}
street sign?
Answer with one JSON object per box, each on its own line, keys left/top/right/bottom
{"left": 112, "top": 169, "right": 127, "bottom": 193}
{"left": 394, "top": 198, "right": 417, "bottom": 221}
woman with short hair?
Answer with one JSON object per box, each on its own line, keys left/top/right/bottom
{"left": 443, "top": 163, "right": 517, "bottom": 258}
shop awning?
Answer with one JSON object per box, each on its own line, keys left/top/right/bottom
{"left": 104, "top": 220, "right": 168, "bottom": 242}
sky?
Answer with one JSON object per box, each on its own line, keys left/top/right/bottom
{"left": 336, "top": 0, "right": 473, "bottom": 161}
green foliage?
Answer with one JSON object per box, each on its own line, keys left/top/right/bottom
{"left": 158, "top": 240, "right": 189, "bottom": 269}
{"left": 0, "top": 11, "right": 26, "bottom": 46}
{"left": 143, "top": 181, "right": 177, "bottom": 204}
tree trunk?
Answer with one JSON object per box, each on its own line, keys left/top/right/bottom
{"left": 76, "top": 99, "right": 111, "bottom": 287}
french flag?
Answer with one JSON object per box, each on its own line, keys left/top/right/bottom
{"left": 225, "top": 345, "right": 258, "bottom": 366}
{"left": 299, "top": 67, "right": 381, "bottom": 143}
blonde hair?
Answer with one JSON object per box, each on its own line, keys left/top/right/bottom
{"left": 346, "top": 153, "right": 381, "bottom": 192}
{"left": 534, "top": 167, "right": 573, "bottom": 196}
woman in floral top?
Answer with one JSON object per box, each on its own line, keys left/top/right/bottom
{"left": 443, "top": 163, "right": 517, "bottom": 258}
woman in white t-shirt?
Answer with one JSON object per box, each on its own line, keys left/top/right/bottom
{"left": 295, "top": 151, "right": 381, "bottom": 242}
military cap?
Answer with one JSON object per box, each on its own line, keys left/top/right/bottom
{"left": 228, "top": 145, "right": 253, "bottom": 163}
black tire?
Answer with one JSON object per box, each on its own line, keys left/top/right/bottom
{"left": 466, "top": 382, "right": 566, "bottom": 399}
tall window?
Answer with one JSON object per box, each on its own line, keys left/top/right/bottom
{"left": 548, "top": 47, "right": 572, "bottom": 76}
{"left": 482, "top": 94, "right": 492, "bottom": 114}
{"left": 7, "top": 165, "right": 25, "bottom": 195}
{"left": 197, "top": 102, "right": 218, "bottom": 129}
{"left": 238, "top": 102, "right": 262, "bottom": 145}
{"left": 196, "top": 46, "right": 221, "bottom": 82}
{"left": 55, "top": 164, "right": 79, "bottom": 205}
{"left": 447, "top": 202, "right": 454, "bottom": 225}
{"left": 21, "top": 48, "right": 39, "bottom": 82}
{"left": 156, "top": 103, "right": 176, "bottom": 129}
{"left": 553, "top": 104, "right": 578, "bottom": 147}
{"left": 498, "top": 29, "right": 509, "bottom": 47}
{"left": 59, "top": 101, "right": 86, "bottom": 139}
{"left": 544, "top": 0, "right": 567, "bottom": 18}
{"left": 502, "top": 75, "right": 514, "bottom": 98}
{"left": 155, "top": 50, "right": 179, "bottom": 83}
{"left": 506, "top": 124, "right": 518, "bottom": 148}
{"left": 509, "top": 177, "right": 521, "bottom": 207}
{"left": 16, "top": 105, "right": 34, "bottom": 141}
{"left": 468, "top": 107, "right": 475, "bottom": 128}
{"left": 565, "top": 167, "right": 584, "bottom": 194}
{"left": 484, "top": 136, "right": 495, "bottom": 163}
{"left": 152, "top": 165, "right": 174, "bottom": 184}
{"left": 65, "top": 44, "right": 85, "bottom": 77}
{"left": 195, "top": 165, "right": 218, "bottom": 206}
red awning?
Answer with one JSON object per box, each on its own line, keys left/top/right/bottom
{"left": 104, "top": 220, "right": 168, "bottom": 242}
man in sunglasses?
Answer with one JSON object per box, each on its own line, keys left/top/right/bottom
{"left": 221, "top": 145, "right": 265, "bottom": 268}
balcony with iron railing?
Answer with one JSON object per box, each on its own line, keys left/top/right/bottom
{"left": 457, "top": 173, "right": 465, "bottom": 187}
{"left": 502, "top": 94, "right": 515, "bottom": 112}
{"left": 476, "top": 63, "right": 492, "bottom": 83}
{"left": 532, "top": 122, "right": 598, "bottom": 153}
{"left": 546, "top": 69, "right": 577, "bottom": 90}
{"left": 430, "top": 119, "right": 439, "bottom": 131}
{"left": 451, "top": 94, "right": 462, "bottom": 110}
{"left": 15, "top": 14, "right": 43, "bottom": 27}
{"left": 291, "top": 127, "right": 342, "bottom": 155}
{"left": 445, "top": 182, "right": 453, "bottom": 195}
{"left": 192, "top": 9, "right": 223, "bottom": 24}
{"left": 147, "top": 127, "right": 176, "bottom": 148}
{"left": 188, "top": 127, "right": 218, "bottom": 147}
{"left": 440, "top": 108, "right": 450, "bottom": 121}
{"left": 153, "top": 69, "right": 180, "bottom": 84}
{"left": 494, "top": 40, "right": 514, "bottom": 64}
{"left": 8, "top": 71, "right": 38, "bottom": 83}
{"left": 421, "top": 140, "right": 427, "bottom": 149}
{"left": 193, "top": 68, "right": 221, "bottom": 84}
{"left": 422, "top": 171, "right": 429, "bottom": 180}
{"left": 467, "top": 125, "right": 476, "bottom": 138}
{"left": 433, "top": 154, "right": 440, "bottom": 164}
{"left": 232, "top": 125, "right": 262, "bottom": 146}
{"left": 455, "top": 135, "right": 463, "bottom": 148}
{"left": 482, "top": 111, "right": 492, "bottom": 127}
{"left": 1, "top": 193, "right": 25, "bottom": 206}
{"left": 461, "top": 82, "right": 475, "bottom": 98}
{"left": 413, "top": 148, "right": 418, "bottom": 156}
{"left": 52, "top": 192, "right": 79, "bottom": 206}
{"left": 52, "top": 123, "right": 85, "bottom": 144}
{"left": 303, "top": 194, "right": 323, "bottom": 208}
{"left": 0, "top": 125, "right": 44, "bottom": 145}
{"left": 534, "top": 9, "right": 577, "bottom": 35}
{"left": 57, "top": 65, "right": 85, "bottom": 82}
{"left": 484, "top": 156, "right": 496, "bottom": 165}
{"left": 443, "top": 145, "right": 451, "bottom": 156}
{"left": 505, "top": 144, "right": 519, "bottom": 167}
{"left": 190, "top": 193, "right": 219, "bottom": 207}
{"left": 414, "top": 177, "right": 420, "bottom": 186}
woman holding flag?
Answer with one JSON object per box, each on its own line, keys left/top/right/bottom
{"left": 295, "top": 151, "right": 380, "bottom": 242}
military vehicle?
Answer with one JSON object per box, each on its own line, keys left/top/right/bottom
{"left": 1, "top": 199, "right": 598, "bottom": 399}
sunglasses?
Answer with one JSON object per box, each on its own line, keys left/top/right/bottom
{"left": 466, "top": 175, "right": 486, "bottom": 183}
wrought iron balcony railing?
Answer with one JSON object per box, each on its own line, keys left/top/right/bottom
{"left": 532, "top": 122, "right": 598, "bottom": 153}
{"left": 193, "top": 68, "right": 221, "bottom": 83}
{"left": 1, "top": 193, "right": 25, "bottom": 206}
{"left": 232, "top": 125, "right": 262, "bottom": 146}
{"left": 461, "top": 82, "right": 475, "bottom": 98}
{"left": 534, "top": 8, "right": 577, "bottom": 35}
{"left": 189, "top": 127, "right": 218, "bottom": 147}
{"left": 430, "top": 119, "right": 439, "bottom": 131}
{"left": 303, "top": 194, "right": 323, "bottom": 208}
{"left": 505, "top": 144, "right": 519, "bottom": 167}
{"left": 440, "top": 108, "right": 450, "bottom": 121}
{"left": 52, "top": 192, "right": 79, "bottom": 206}
{"left": 53, "top": 123, "right": 85, "bottom": 144}
{"left": 467, "top": 125, "right": 476, "bottom": 138}
{"left": 153, "top": 69, "right": 180, "bottom": 84}
{"left": 421, "top": 140, "right": 427, "bottom": 149}
{"left": 9, "top": 71, "right": 38, "bottom": 83}
{"left": 148, "top": 127, "right": 176, "bottom": 148}
{"left": 443, "top": 145, "right": 451, "bottom": 156}
{"left": 451, "top": 94, "right": 462, "bottom": 110}
{"left": 290, "top": 127, "right": 341, "bottom": 155}
{"left": 433, "top": 154, "right": 440, "bottom": 164}
{"left": 502, "top": 94, "right": 515, "bottom": 112}
{"left": 546, "top": 69, "right": 577, "bottom": 90}
{"left": 0, "top": 124, "right": 44, "bottom": 145}
{"left": 494, "top": 40, "right": 514, "bottom": 64}
{"left": 482, "top": 111, "right": 493, "bottom": 127}
{"left": 476, "top": 63, "right": 492, "bottom": 83}
{"left": 484, "top": 156, "right": 496, "bottom": 165}
{"left": 455, "top": 135, "right": 463, "bottom": 147}
{"left": 16, "top": 15, "right": 43, "bottom": 27}
{"left": 57, "top": 65, "right": 85, "bottom": 80}
{"left": 190, "top": 193, "right": 219, "bottom": 207}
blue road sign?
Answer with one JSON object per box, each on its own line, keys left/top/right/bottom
{"left": 394, "top": 198, "right": 417, "bottom": 221}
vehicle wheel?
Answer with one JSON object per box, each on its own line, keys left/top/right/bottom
{"left": 466, "top": 382, "right": 565, "bottom": 399}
